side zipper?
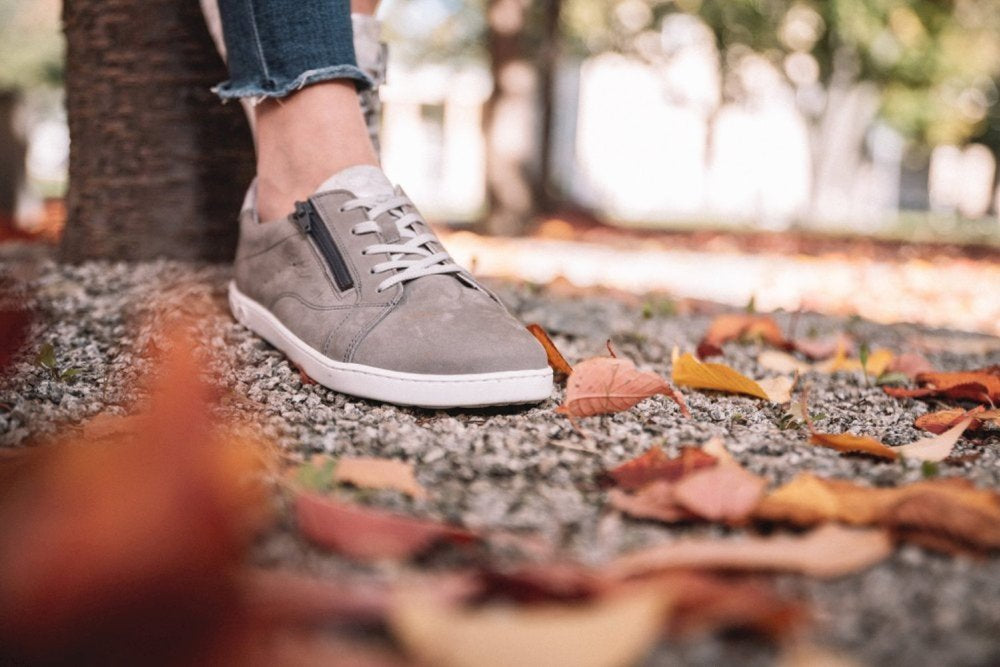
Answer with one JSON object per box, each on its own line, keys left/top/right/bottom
{"left": 293, "top": 201, "right": 355, "bottom": 292}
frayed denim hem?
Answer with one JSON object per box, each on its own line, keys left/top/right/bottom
{"left": 213, "top": 64, "right": 373, "bottom": 104}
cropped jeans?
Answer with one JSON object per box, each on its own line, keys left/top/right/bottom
{"left": 213, "top": 0, "right": 371, "bottom": 101}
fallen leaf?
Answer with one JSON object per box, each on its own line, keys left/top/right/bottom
{"left": 701, "top": 437, "right": 737, "bottom": 466}
{"left": 608, "top": 482, "right": 694, "bottom": 523}
{"left": 291, "top": 361, "right": 317, "bottom": 385}
{"left": 557, "top": 356, "right": 689, "bottom": 418}
{"left": 240, "top": 568, "right": 389, "bottom": 627}
{"left": 0, "top": 307, "right": 32, "bottom": 373}
{"left": 893, "top": 418, "right": 973, "bottom": 462}
{"left": 526, "top": 324, "right": 574, "bottom": 378}
{"left": 390, "top": 586, "right": 668, "bottom": 667}
{"left": 651, "top": 571, "right": 808, "bottom": 639}
{"left": 672, "top": 353, "right": 770, "bottom": 401}
{"left": 815, "top": 347, "right": 894, "bottom": 375}
{"left": 791, "top": 334, "right": 853, "bottom": 361}
{"left": 754, "top": 473, "right": 1000, "bottom": 553}
{"left": 887, "top": 353, "right": 935, "bottom": 379}
{"left": 333, "top": 457, "right": 428, "bottom": 500}
{"left": 808, "top": 432, "right": 899, "bottom": 460}
{"left": 294, "top": 494, "right": 475, "bottom": 561}
{"left": 672, "top": 464, "right": 768, "bottom": 523}
{"left": 757, "top": 350, "right": 812, "bottom": 375}
{"left": 915, "top": 407, "right": 985, "bottom": 434}
{"left": 610, "top": 525, "right": 892, "bottom": 579}
{"left": 607, "top": 446, "right": 717, "bottom": 491}
{"left": 884, "top": 367, "right": 1000, "bottom": 404}
{"left": 697, "top": 314, "right": 790, "bottom": 358}
{"left": 758, "top": 376, "right": 796, "bottom": 404}
{"left": 0, "top": 325, "right": 273, "bottom": 665}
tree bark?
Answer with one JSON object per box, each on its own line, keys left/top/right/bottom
{"left": 61, "top": 0, "right": 255, "bottom": 263}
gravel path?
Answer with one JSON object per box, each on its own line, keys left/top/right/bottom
{"left": 3, "top": 258, "right": 1000, "bottom": 666}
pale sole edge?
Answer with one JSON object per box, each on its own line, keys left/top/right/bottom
{"left": 228, "top": 282, "right": 553, "bottom": 408}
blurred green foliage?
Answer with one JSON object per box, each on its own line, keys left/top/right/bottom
{"left": 0, "top": 0, "right": 63, "bottom": 90}
{"left": 562, "top": 0, "right": 1000, "bottom": 148}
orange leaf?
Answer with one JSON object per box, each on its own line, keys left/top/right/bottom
{"left": 610, "top": 525, "right": 892, "bottom": 579}
{"left": 294, "top": 494, "right": 475, "bottom": 561}
{"left": 697, "top": 314, "right": 790, "bottom": 358}
{"left": 557, "top": 356, "right": 689, "bottom": 418}
{"left": 886, "top": 367, "right": 1000, "bottom": 404}
{"left": 915, "top": 407, "right": 985, "bottom": 434}
{"left": 333, "top": 457, "right": 428, "bottom": 500}
{"left": 754, "top": 473, "right": 1000, "bottom": 553}
{"left": 808, "top": 432, "right": 899, "bottom": 460}
{"left": 671, "top": 353, "right": 770, "bottom": 401}
{"left": 526, "top": 324, "right": 574, "bottom": 377}
{"left": 607, "top": 446, "right": 717, "bottom": 491}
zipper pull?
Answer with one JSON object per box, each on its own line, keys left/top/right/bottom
{"left": 292, "top": 201, "right": 312, "bottom": 233}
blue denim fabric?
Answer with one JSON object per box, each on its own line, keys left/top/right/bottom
{"left": 214, "top": 0, "right": 371, "bottom": 100}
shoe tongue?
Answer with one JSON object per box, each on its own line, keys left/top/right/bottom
{"left": 315, "top": 165, "right": 394, "bottom": 199}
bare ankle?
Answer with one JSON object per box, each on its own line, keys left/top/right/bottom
{"left": 255, "top": 81, "right": 378, "bottom": 221}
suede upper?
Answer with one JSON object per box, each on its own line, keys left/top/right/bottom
{"left": 233, "top": 174, "right": 548, "bottom": 375}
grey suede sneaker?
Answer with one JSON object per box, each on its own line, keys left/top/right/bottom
{"left": 229, "top": 166, "right": 553, "bottom": 408}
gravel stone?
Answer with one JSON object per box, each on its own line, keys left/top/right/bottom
{"left": 3, "top": 259, "right": 1000, "bottom": 666}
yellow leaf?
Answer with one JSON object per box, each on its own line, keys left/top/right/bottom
{"left": 671, "top": 353, "right": 770, "bottom": 401}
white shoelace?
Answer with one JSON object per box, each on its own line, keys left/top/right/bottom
{"left": 344, "top": 194, "right": 464, "bottom": 293}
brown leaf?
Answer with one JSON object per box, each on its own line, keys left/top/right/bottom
{"left": 390, "top": 585, "right": 669, "bottom": 667}
{"left": 885, "top": 367, "right": 1000, "bottom": 404}
{"left": 526, "top": 324, "right": 574, "bottom": 378}
{"left": 672, "top": 464, "right": 768, "bottom": 523}
{"left": 672, "top": 353, "right": 771, "bottom": 401}
{"left": 753, "top": 473, "right": 1000, "bottom": 553}
{"left": 0, "top": 307, "right": 32, "bottom": 374}
{"left": 557, "top": 356, "right": 689, "bottom": 418}
{"left": 791, "top": 333, "right": 853, "bottom": 361}
{"left": 915, "top": 407, "right": 985, "bottom": 434}
{"left": 610, "top": 524, "right": 892, "bottom": 579}
{"left": 808, "top": 432, "right": 899, "bottom": 460}
{"left": 294, "top": 494, "right": 476, "bottom": 561}
{"left": 697, "top": 314, "right": 790, "bottom": 358}
{"left": 608, "top": 482, "right": 694, "bottom": 523}
{"left": 0, "top": 325, "right": 272, "bottom": 665}
{"left": 240, "top": 568, "right": 389, "bottom": 627}
{"left": 887, "top": 353, "right": 935, "bottom": 379}
{"left": 607, "top": 446, "right": 717, "bottom": 491}
{"left": 649, "top": 571, "right": 809, "bottom": 640}
{"left": 334, "top": 457, "right": 428, "bottom": 500}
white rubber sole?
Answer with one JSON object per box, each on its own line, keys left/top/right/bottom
{"left": 228, "top": 282, "right": 553, "bottom": 408}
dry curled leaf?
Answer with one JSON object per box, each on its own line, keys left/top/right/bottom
{"left": 808, "top": 432, "right": 899, "bottom": 461}
{"left": 610, "top": 524, "right": 892, "bottom": 579}
{"left": 294, "top": 494, "right": 476, "bottom": 561}
{"left": 607, "top": 446, "right": 717, "bottom": 491}
{"left": 697, "top": 314, "right": 791, "bottom": 358}
{"left": 672, "top": 353, "right": 770, "bottom": 401}
{"left": 757, "top": 376, "right": 796, "bottom": 404}
{"left": 884, "top": 366, "right": 1000, "bottom": 404}
{"left": 334, "top": 457, "right": 428, "bottom": 500}
{"left": 526, "top": 324, "right": 574, "bottom": 378}
{"left": 915, "top": 407, "right": 986, "bottom": 434}
{"left": 557, "top": 356, "right": 689, "bottom": 418}
{"left": 791, "top": 334, "right": 853, "bottom": 361}
{"left": 757, "top": 350, "right": 812, "bottom": 375}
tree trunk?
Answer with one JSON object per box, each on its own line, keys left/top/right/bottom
{"left": 60, "top": 0, "right": 255, "bottom": 263}
{"left": 481, "top": 0, "right": 539, "bottom": 236}
{"left": 0, "top": 90, "right": 26, "bottom": 234}
{"left": 536, "top": 0, "right": 562, "bottom": 214}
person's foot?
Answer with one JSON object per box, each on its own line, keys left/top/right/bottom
{"left": 229, "top": 165, "right": 553, "bottom": 408}
{"left": 352, "top": 14, "right": 387, "bottom": 157}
